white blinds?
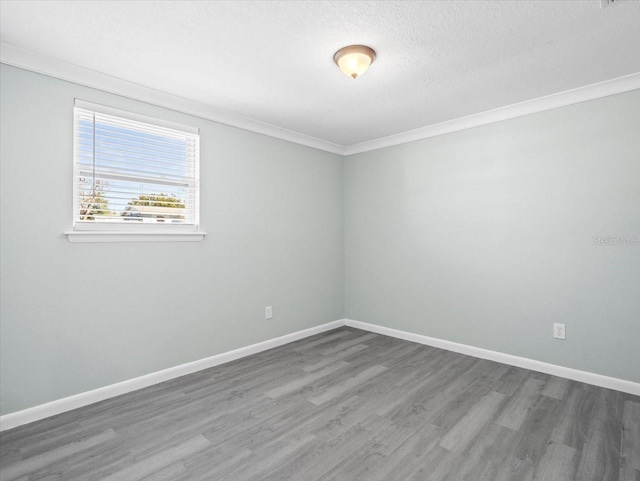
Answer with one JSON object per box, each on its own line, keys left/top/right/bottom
{"left": 73, "top": 100, "right": 199, "bottom": 226}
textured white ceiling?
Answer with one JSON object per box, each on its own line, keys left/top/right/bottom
{"left": 1, "top": 0, "right": 640, "bottom": 147}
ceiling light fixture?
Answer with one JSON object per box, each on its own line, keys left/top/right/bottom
{"left": 333, "top": 45, "right": 376, "bottom": 79}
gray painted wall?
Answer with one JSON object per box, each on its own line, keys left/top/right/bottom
{"left": 2, "top": 64, "right": 638, "bottom": 417}
{"left": 345, "top": 89, "right": 640, "bottom": 383}
{"left": 0, "top": 65, "right": 345, "bottom": 415}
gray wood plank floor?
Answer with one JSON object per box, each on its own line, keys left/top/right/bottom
{"left": 1, "top": 327, "right": 639, "bottom": 480}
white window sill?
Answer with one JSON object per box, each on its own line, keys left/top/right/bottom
{"left": 65, "top": 231, "right": 206, "bottom": 243}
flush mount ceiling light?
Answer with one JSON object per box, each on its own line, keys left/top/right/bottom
{"left": 333, "top": 45, "right": 376, "bottom": 79}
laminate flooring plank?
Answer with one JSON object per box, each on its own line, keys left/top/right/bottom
{"left": 323, "top": 413, "right": 420, "bottom": 474}
{"left": 261, "top": 403, "right": 372, "bottom": 456}
{"left": 186, "top": 365, "right": 307, "bottom": 405}
{"left": 542, "top": 375, "right": 570, "bottom": 400}
{"left": 66, "top": 445, "right": 136, "bottom": 481}
{"left": 532, "top": 441, "right": 578, "bottom": 481}
{"left": 427, "top": 361, "right": 507, "bottom": 430}
{"left": 317, "top": 434, "right": 392, "bottom": 481}
{"left": 101, "top": 434, "right": 210, "bottom": 481}
{"left": 429, "top": 380, "right": 496, "bottom": 431}
{"left": 175, "top": 348, "right": 309, "bottom": 397}
{"left": 491, "top": 365, "right": 529, "bottom": 397}
{"left": 308, "top": 364, "right": 388, "bottom": 405}
{"left": 265, "top": 361, "right": 350, "bottom": 398}
{"left": 621, "top": 401, "right": 640, "bottom": 472}
{"left": 0, "top": 420, "right": 84, "bottom": 457}
{"left": 380, "top": 353, "right": 479, "bottom": 421}
{"left": 75, "top": 386, "right": 187, "bottom": 426}
{"left": 620, "top": 468, "right": 640, "bottom": 481}
{"left": 178, "top": 359, "right": 302, "bottom": 399}
{"left": 356, "top": 339, "right": 424, "bottom": 370}
{"left": 240, "top": 393, "right": 355, "bottom": 456}
{"left": 347, "top": 367, "right": 412, "bottom": 402}
{"left": 279, "top": 418, "right": 395, "bottom": 481}
{"left": 19, "top": 439, "right": 133, "bottom": 481}
{"left": 110, "top": 391, "right": 270, "bottom": 457}
{"left": 390, "top": 347, "right": 449, "bottom": 387}
{"left": 0, "top": 448, "right": 20, "bottom": 470}
{"left": 551, "top": 384, "right": 599, "bottom": 450}
{"left": 512, "top": 395, "right": 564, "bottom": 466}
{"left": 77, "top": 390, "right": 191, "bottom": 432}
{"left": 361, "top": 423, "right": 444, "bottom": 481}
{"left": 490, "top": 456, "right": 535, "bottom": 481}
{"left": 185, "top": 447, "right": 253, "bottom": 481}
{"left": 560, "top": 382, "right": 597, "bottom": 422}
{"left": 405, "top": 445, "right": 462, "bottom": 481}
{"left": 467, "top": 421, "right": 535, "bottom": 481}
{"left": 497, "top": 377, "right": 545, "bottom": 431}
{"left": 593, "top": 387, "right": 624, "bottom": 427}
{"left": 345, "top": 372, "right": 427, "bottom": 431}
{"left": 445, "top": 422, "right": 517, "bottom": 481}
{"left": 262, "top": 422, "right": 375, "bottom": 481}
{"left": 219, "top": 433, "right": 317, "bottom": 481}
{"left": 324, "top": 420, "right": 438, "bottom": 481}
{"left": 439, "top": 390, "right": 506, "bottom": 452}
{"left": 574, "top": 418, "right": 620, "bottom": 481}
{"left": 292, "top": 330, "right": 354, "bottom": 352}
{"left": 303, "top": 343, "right": 369, "bottom": 372}
{"left": 141, "top": 461, "right": 190, "bottom": 481}
{"left": 297, "top": 345, "right": 402, "bottom": 398}
{"left": 0, "top": 428, "right": 117, "bottom": 481}
{"left": 180, "top": 358, "right": 320, "bottom": 410}
{"left": 320, "top": 333, "right": 378, "bottom": 356}
{"left": 120, "top": 383, "right": 288, "bottom": 451}
{"left": 200, "top": 395, "right": 310, "bottom": 452}
{"left": 17, "top": 422, "right": 111, "bottom": 459}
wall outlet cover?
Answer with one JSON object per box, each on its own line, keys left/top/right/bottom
{"left": 553, "top": 323, "right": 566, "bottom": 340}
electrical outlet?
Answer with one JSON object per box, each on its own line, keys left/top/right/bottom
{"left": 553, "top": 323, "right": 566, "bottom": 340}
{"left": 265, "top": 306, "right": 273, "bottom": 320}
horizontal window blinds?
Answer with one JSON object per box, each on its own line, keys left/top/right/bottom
{"left": 73, "top": 101, "right": 199, "bottom": 226}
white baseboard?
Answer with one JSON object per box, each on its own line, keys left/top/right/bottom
{"left": 345, "top": 319, "right": 640, "bottom": 396}
{"left": 0, "top": 319, "right": 347, "bottom": 432}
{"left": 4, "top": 317, "right": 637, "bottom": 431}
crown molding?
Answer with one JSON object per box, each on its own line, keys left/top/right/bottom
{"left": 2, "top": 43, "right": 639, "bottom": 158}
{"left": 344, "top": 72, "right": 640, "bottom": 156}
{"left": 0, "top": 43, "right": 345, "bottom": 156}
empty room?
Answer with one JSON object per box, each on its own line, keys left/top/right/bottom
{"left": 1, "top": 1, "right": 639, "bottom": 480}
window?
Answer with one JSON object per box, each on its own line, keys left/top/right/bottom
{"left": 69, "top": 100, "right": 203, "bottom": 242}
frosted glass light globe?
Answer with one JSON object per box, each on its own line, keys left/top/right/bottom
{"left": 333, "top": 45, "right": 376, "bottom": 79}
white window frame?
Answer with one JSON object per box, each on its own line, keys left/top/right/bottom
{"left": 66, "top": 100, "right": 205, "bottom": 243}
